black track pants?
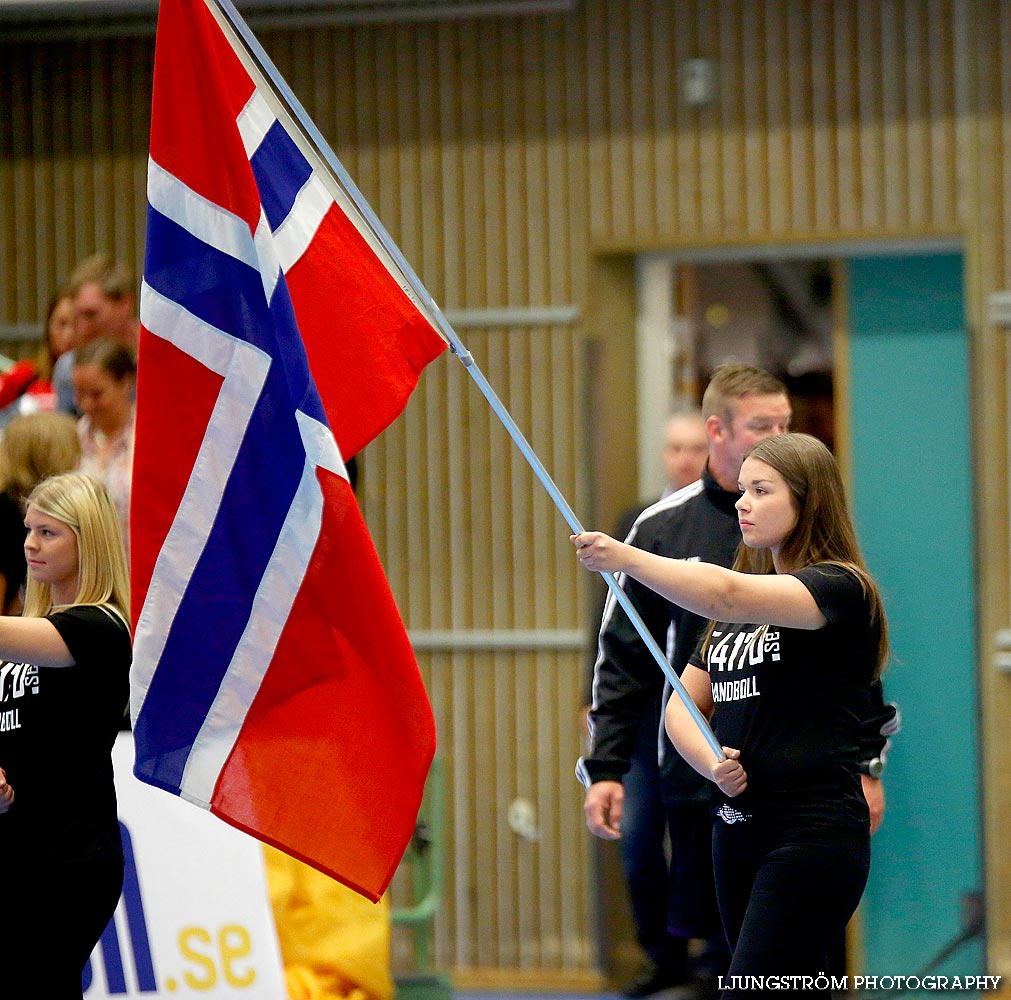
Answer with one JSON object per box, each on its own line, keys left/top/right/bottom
{"left": 712, "top": 813, "right": 870, "bottom": 998}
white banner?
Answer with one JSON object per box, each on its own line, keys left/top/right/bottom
{"left": 84, "top": 733, "right": 286, "bottom": 998}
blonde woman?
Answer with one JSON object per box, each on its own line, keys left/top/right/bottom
{"left": 0, "top": 472, "right": 131, "bottom": 996}
{"left": 0, "top": 411, "right": 81, "bottom": 614}
{"left": 574, "top": 434, "right": 888, "bottom": 997}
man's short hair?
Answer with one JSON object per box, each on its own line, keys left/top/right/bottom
{"left": 701, "top": 364, "right": 788, "bottom": 425}
{"left": 67, "top": 252, "right": 135, "bottom": 301}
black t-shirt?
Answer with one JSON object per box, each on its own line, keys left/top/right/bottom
{"left": 0, "top": 604, "right": 131, "bottom": 860}
{"left": 690, "top": 563, "right": 879, "bottom": 829}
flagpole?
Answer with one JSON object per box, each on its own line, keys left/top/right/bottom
{"left": 205, "top": 0, "right": 725, "bottom": 765}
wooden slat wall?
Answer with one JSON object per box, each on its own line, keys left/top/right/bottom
{"left": 6, "top": 0, "right": 1011, "bottom": 981}
{"left": 580, "top": 0, "right": 962, "bottom": 249}
{"left": 370, "top": 326, "right": 590, "bottom": 975}
{"left": 0, "top": 36, "right": 151, "bottom": 323}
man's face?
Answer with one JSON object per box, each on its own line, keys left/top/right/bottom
{"left": 74, "top": 282, "right": 134, "bottom": 345}
{"left": 714, "top": 392, "right": 792, "bottom": 475}
{"left": 662, "top": 415, "right": 709, "bottom": 492}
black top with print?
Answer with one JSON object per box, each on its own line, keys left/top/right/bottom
{"left": 690, "top": 563, "right": 880, "bottom": 829}
{"left": 0, "top": 604, "right": 131, "bottom": 859}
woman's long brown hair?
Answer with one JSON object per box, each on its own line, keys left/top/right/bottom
{"left": 705, "top": 433, "right": 889, "bottom": 678}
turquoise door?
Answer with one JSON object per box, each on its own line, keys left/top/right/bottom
{"left": 846, "top": 253, "right": 982, "bottom": 977}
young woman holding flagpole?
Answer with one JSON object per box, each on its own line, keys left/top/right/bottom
{"left": 0, "top": 472, "right": 131, "bottom": 997}
{"left": 573, "top": 433, "right": 887, "bottom": 997}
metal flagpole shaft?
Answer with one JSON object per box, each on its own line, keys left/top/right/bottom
{"left": 454, "top": 357, "right": 726, "bottom": 763}
{"left": 207, "top": 0, "right": 725, "bottom": 765}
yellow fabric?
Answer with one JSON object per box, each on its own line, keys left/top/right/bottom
{"left": 264, "top": 845, "right": 394, "bottom": 1000}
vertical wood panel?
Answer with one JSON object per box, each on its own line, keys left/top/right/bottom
{"left": 810, "top": 1, "right": 837, "bottom": 231}
{"left": 394, "top": 27, "right": 419, "bottom": 270}
{"left": 561, "top": 9, "right": 588, "bottom": 307}
{"left": 856, "top": 6, "right": 885, "bottom": 228}
{"left": 787, "top": 1, "right": 814, "bottom": 231}
{"left": 650, "top": 0, "right": 675, "bottom": 236}
{"left": 764, "top": 1, "right": 792, "bottom": 232}
{"left": 31, "top": 51, "right": 54, "bottom": 303}
{"left": 717, "top": 1, "right": 745, "bottom": 232}
{"left": 833, "top": 1, "right": 860, "bottom": 233}
{"left": 504, "top": 22, "right": 530, "bottom": 306}
{"left": 129, "top": 41, "right": 152, "bottom": 273}
{"left": 89, "top": 43, "right": 113, "bottom": 254}
{"left": 927, "top": 0, "right": 957, "bottom": 228}
{"left": 12, "top": 46, "right": 36, "bottom": 316}
{"left": 545, "top": 14, "right": 574, "bottom": 305}
{"left": 0, "top": 52, "right": 17, "bottom": 319}
{"left": 671, "top": 0, "right": 701, "bottom": 235}
{"left": 881, "top": 1, "right": 909, "bottom": 228}
{"left": 605, "top": 1, "right": 632, "bottom": 238}
{"left": 696, "top": 1, "right": 722, "bottom": 233}
{"left": 741, "top": 0, "right": 769, "bottom": 234}
{"left": 628, "top": 2, "right": 656, "bottom": 236}
{"left": 904, "top": 0, "right": 930, "bottom": 230}
{"left": 435, "top": 23, "right": 460, "bottom": 307}
{"left": 520, "top": 18, "right": 547, "bottom": 306}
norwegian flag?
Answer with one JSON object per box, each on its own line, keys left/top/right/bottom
{"left": 130, "top": 0, "right": 446, "bottom": 900}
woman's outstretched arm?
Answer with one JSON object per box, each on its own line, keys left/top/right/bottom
{"left": 572, "top": 531, "right": 826, "bottom": 630}
{"left": 0, "top": 616, "right": 73, "bottom": 668}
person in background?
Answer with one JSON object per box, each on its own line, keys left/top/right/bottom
{"left": 661, "top": 409, "right": 709, "bottom": 502}
{"left": 582, "top": 407, "right": 709, "bottom": 998}
{"left": 0, "top": 412, "right": 80, "bottom": 615}
{"left": 579, "top": 367, "right": 792, "bottom": 997}
{"left": 0, "top": 292, "right": 77, "bottom": 426}
{"left": 578, "top": 366, "right": 896, "bottom": 998}
{"left": 72, "top": 337, "right": 136, "bottom": 550}
{"left": 54, "top": 254, "right": 139, "bottom": 416}
{"left": 0, "top": 472, "right": 132, "bottom": 997}
{"left": 44, "top": 291, "right": 78, "bottom": 360}
{"left": 573, "top": 433, "right": 888, "bottom": 994}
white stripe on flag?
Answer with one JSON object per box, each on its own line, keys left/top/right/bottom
{"left": 180, "top": 411, "right": 344, "bottom": 806}
{"left": 272, "top": 173, "right": 333, "bottom": 273}
{"left": 294, "top": 409, "right": 347, "bottom": 478}
{"left": 149, "top": 158, "right": 283, "bottom": 304}
{"left": 235, "top": 85, "right": 334, "bottom": 274}
{"left": 253, "top": 211, "right": 281, "bottom": 304}
{"left": 131, "top": 283, "right": 272, "bottom": 721}
{"left": 147, "top": 157, "right": 259, "bottom": 271}
{"left": 207, "top": 0, "right": 448, "bottom": 343}
{"left": 236, "top": 89, "right": 276, "bottom": 159}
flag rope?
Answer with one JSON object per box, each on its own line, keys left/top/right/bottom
{"left": 206, "top": 0, "right": 724, "bottom": 764}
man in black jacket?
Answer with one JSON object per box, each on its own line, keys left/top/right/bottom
{"left": 577, "top": 364, "right": 897, "bottom": 996}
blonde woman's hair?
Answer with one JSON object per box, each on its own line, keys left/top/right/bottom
{"left": 22, "top": 472, "right": 129, "bottom": 625}
{"left": 0, "top": 412, "right": 81, "bottom": 501}
{"left": 716, "top": 433, "right": 889, "bottom": 677}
